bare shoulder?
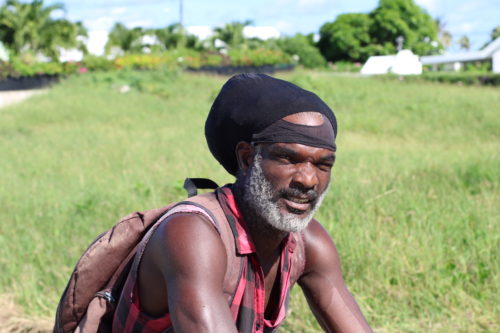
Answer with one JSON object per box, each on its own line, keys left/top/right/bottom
{"left": 145, "top": 212, "right": 227, "bottom": 278}
{"left": 301, "top": 218, "right": 341, "bottom": 276}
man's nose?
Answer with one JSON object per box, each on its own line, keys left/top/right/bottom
{"left": 290, "top": 162, "right": 318, "bottom": 191}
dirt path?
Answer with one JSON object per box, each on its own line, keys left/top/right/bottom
{"left": 0, "top": 89, "right": 46, "bottom": 109}
{"left": 0, "top": 294, "right": 52, "bottom": 333}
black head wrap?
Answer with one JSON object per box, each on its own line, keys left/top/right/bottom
{"left": 205, "top": 73, "right": 337, "bottom": 175}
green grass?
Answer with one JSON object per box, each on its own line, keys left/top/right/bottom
{"left": 0, "top": 70, "right": 498, "bottom": 332}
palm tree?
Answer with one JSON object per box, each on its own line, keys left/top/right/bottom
{"left": 105, "top": 23, "right": 145, "bottom": 54}
{"left": 458, "top": 35, "right": 470, "bottom": 51}
{"left": 434, "top": 17, "right": 452, "bottom": 50}
{"left": 213, "top": 20, "right": 252, "bottom": 49}
{"left": 0, "top": 0, "right": 86, "bottom": 60}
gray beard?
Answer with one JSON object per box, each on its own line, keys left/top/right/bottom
{"left": 241, "top": 153, "right": 328, "bottom": 233}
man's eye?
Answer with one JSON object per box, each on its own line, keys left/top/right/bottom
{"left": 317, "top": 163, "right": 333, "bottom": 171}
{"left": 277, "top": 154, "right": 292, "bottom": 162}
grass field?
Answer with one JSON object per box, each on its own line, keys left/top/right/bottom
{"left": 0, "top": 69, "right": 498, "bottom": 332}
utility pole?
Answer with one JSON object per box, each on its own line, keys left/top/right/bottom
{"left": 179, "top": 0, "right": 183, "bottom": 28}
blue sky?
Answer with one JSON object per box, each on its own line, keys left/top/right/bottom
{"left": 44, "top": 0, "right": 499, "bottom": 54}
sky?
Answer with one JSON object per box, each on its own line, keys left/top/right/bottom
{"left": 43, "top": 0, "right": 499, "bottom": 55}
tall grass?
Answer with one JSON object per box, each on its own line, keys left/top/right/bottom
{"left": 0, "top": 70, "right": 498, "bottom": 332}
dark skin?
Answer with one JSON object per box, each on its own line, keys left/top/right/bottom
{"left": 138, "top": 112, "right": 373, "bottom": 332}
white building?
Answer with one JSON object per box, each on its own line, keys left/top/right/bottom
{"left": 361, "top": 49, "right": 422, "bottom": 75}
{"left": 421, "top": 37, "right": 500, "bottom": 73}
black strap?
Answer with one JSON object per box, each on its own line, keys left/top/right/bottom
{"left": 183, "top": 178, "right": 219, "bottom": 197}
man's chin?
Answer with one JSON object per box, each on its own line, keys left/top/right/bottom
{"left": 267, "top": 209, "right": 313, "bottom": 233}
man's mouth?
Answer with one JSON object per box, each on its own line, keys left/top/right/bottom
{"left": 282, "top": 196, "right": 313, "bottom": 214}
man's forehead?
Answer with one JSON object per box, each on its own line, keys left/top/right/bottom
{"left": 282, "top": 112, "right": 325, "bottom": 126}
{"left": 265, "top": 142, "right": 336, "bottom": 159}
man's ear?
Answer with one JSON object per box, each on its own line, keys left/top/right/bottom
{"left": 235, "top": 141, "right": 255, "bottom": 175}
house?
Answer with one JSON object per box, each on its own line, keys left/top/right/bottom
{"left": 420, "top": 37, "right": 500, "bottom": 73}
{"left": 361, "top": 49, "right": 422, "bottom": 75}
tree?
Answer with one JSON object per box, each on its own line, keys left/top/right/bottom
{"left": 435, "top": 17, "right": 452, "bottom": 50}
{"left": 0, "top": 0, "right": 86, "bottom": 60}
{"left": 213, "top": 20, "right": 252, "bottom": 48}
{"left": 458, "top": 35, "right": 470, "bottom": 51}
{"left": 318, "top": 13, "right": 372, "bottom": 62}
{"left": 369, "top": 0, "right": 439, "bottom": 56}
{"left": 277, "top": 33, "right": 326, "bottom": 68}
{"left": 152, "top": 23, "right": 201, "bottom": 51}
{"left": 105, "top": 23, "right": 144, "bottom": 54}
{"left": 490, "top": 26, "right": 500, "bottom": 41}
{"left": 318, "top": 0, "right": 440, "bottom": 63}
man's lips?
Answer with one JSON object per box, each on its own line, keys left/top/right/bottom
{"left": 282, "top": 196, "right": 313, "bottom": 213}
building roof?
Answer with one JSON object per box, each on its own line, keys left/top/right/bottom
{"left": 421, "top": 37, "right": 500, "bottom": 65}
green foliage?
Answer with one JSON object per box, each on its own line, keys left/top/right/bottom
{"left": 318, "top": 13, "right": 373, "bottom": 62}
{"left": 369, "top": 0, "right": 440, "bottom": 56}
{"left": 0, "top": 0, "right": 87, "bottom": 61}
{"left": 414, "top": 72, "right": 500, "bottom": 86}
{"left": 277, "top": 34, "right": 326, "bottom": 68}
{"left": 490, "top": 25, "right": 500, "bottom": 41}
{"left": 458, "top": 35, "right": 470, "bottom": 51}
{"left": 212, "top": 20, "right": 252, "bottom": 49}
{"left": 319, "top": 0, "right": 440, "bottom": 62}
{"left": 105, "top": 23, "right": 144, "bottom": 54}
{"left": 82, "top": 55, "right": 115, "bottom": 72}
{"left": 152, "top": 24, "right": 202, "bottom": 51}
{"left": 9, "top": 56, "right": 63, "bottom": 76}
{"left": 329, "top": 61, "right": 362, "bottom": 73}
{"left": 227, "top": 48, "right": 291, "bottom": 66}
{"left": 0, "top": 60, "right": 18, "bottom": 79}
{"left": 481, "top": 25, "right": 500, "bottom": 49}
{"left": 113, "top": 53, "right": 178, "bottom": 70}
{"left": 464, "top": 60, "right": 492, "bottom": 73}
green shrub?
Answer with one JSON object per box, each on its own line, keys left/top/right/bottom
{"left": 0, "top": 61, "right": 20, "bottom": 79}
{"left": 10, "top": 58, "right": 63, "bottom": 76}
{"left": 329, "top": 61, "right": 362, "bottom": 72}
{"left": 82, "top": 55, "right": 115, "bottom": 72}
{"left": 114, "top": 53, "right": 177, "bottom": 70}
{"left": 228, "top": 48, "right": 291, "bottom": 66}
{"left": 277, "top": 34, "right": 326, "bottom": 68}
{"left": 389, "top": 72, "right": 500, "bottom": 86}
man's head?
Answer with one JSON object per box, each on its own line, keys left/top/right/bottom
{"left": 233, "top": 112, "right": 335, "bottom": 232}
{"left": 205, "top": 74, "right": 337, "bottom": 232}
{"left": 205, "top": 73, "right": 337, "bottom": 175}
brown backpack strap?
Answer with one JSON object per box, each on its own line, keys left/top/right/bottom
{"left": 183, "top": 192, "right": 243, "bottom": 302}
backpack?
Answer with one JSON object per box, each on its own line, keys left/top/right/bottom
{"left": 53, "top": 179, "right": 224, "bottom": 333}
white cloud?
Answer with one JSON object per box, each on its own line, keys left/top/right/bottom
{"left": 126, "top": 20, "right": 155, "bottom": 28}
{"left": 458, "top": 22, "right": 474, "bottom": 33}
{"left": 298, "top": 0, "right": 327, "bottom": 9}
{"left": 85, "top": 16, "right": 117, "bottom": 31}
{"left": 110, "top": 7, "right": 128, "bottom": 15}
{"left": 87, "top": 30, "right": 108, "bottom": 55}
{"left": 275, "top": 20, "right": 294, "bottom": 35}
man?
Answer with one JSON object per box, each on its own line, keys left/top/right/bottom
{"left": 112, "top": 74, "right": 373, "bottom": 332}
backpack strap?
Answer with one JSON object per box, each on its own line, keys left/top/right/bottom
{"left": 123, "top": 192, "right": 242, "bottom": 313}
{"left": 183, "top": 178, "right": 219, "bottom": 197}
{"left": 185, "top": 192, "right": 243, "bottom": 301}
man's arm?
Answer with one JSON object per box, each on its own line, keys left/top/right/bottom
{"left": 144, "top": 213, "right": 238, "bottom": 333}
{"left": 298, "top": 219, "right": 373, "bottom": 333}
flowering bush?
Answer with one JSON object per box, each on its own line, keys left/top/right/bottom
{"left": 114, "top": 54, "right": 177, "bottom": 70}
{"left": 228, "top": 49, "right": 292, "bottom": 67}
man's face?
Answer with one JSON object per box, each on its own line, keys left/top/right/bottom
{"left": 242, "top": 142, "right": 335, "bottom": 232}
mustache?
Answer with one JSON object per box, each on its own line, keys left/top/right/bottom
{"left": 276, "top": 187, "right": 319, "bottom": 203}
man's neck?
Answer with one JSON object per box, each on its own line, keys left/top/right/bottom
{"left": 232, "top": 183, "right": 288, "bottom": 259}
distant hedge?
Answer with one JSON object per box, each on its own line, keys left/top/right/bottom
{"left": 391, "top": 72, "right": 500, "bottom": 86}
